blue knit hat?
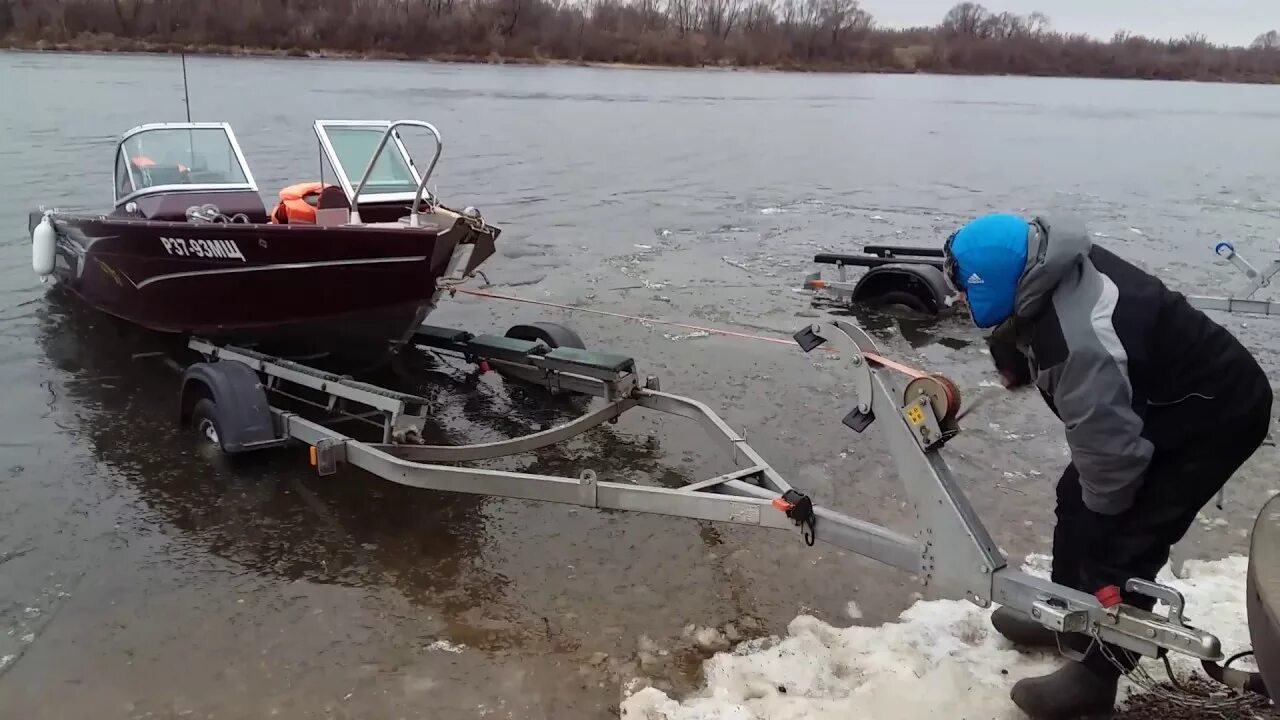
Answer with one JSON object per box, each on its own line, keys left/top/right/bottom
{"left": 944, "top": 213, "right": 1031, "bottom": 328}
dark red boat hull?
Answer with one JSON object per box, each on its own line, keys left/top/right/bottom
{"left": 43, "top": 211, "right": 479, "bottom": 365}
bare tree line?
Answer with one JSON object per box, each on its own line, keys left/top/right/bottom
{"left": 2, "top": 0, "right": 1278, "bottom": 82}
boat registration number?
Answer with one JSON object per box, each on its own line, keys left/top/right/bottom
{"left": 160, "top": 236, "right": 246, "bottom": 262}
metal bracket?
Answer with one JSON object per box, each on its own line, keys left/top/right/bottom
{"left": 1216, "top": 241, "right": 1276, "bottom": 296}
{"left": 1126, "top": 578, "right": 1187, "bottom": 627}
{"left": 1031, "top": 597, "right": 1089, "bottom": 634}
{"left": 792, "top": 324, "right": 827, "bottom": 353}
{"left": 1187, "top": 241, "right": 1280, "bottom": 316}
{"left": 390, "top": 410, "right": 428, "bottom": 444}
{"left": 801, "top": 319, "right": 1004, "bottom": 604}
{"left": 314, "top": 437, "right": 345, "bottom": 476}
{"left": 578, "top": 469, "right": 598, "bottom": 506}
{"left": 902, "top": 395, "right": 944, "bottom": 452}
{"left": 829, "top": 320, "right": 877, "bottom": 420}
{"left": 796, "top": 322, "right": 877, "bottom": 429}
{"left": 842, "top": 405, "right": 875, "bottom": 433}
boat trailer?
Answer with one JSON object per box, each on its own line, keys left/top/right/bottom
{"left": 802, "top": 238, "right": 1280, "bottom": 318}
{"left": 178, "top": 314, "right": 1261, "bottom": 692}
{"left": 802, "top": 245, "right": 954, "bottom": 315}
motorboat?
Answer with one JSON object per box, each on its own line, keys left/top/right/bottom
{"left": 28, "top": 119, "right": 499, "bottom": 369}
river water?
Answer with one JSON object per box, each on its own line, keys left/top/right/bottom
{"left": 2, "top": 50, "right": 1280, "bottom": 719}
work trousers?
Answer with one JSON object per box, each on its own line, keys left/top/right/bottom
{"left": 1049, "top": 383, "right": 1273, "bottom": 676}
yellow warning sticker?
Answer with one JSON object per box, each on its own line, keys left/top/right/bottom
{"left": 907, "top": 406, "right": 925, "bottom": 425}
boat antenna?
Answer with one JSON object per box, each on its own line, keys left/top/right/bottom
{"left": 180, "top": 52, "right": 192, "bottom": 122}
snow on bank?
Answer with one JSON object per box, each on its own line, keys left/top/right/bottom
{"left": 621, "top": 555, "right": 1253, "bottom": 720}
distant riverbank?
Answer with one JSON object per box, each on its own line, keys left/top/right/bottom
{"left": 3, "top": 0, "right": 1279, "bottom": 84}
{"left": 6, "top": 40, "right": 1279, "bottom": 86}
{"left": 0, "top": 39, "right": 746, "bottom": 72}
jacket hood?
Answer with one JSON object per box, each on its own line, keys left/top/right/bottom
{"left": 1011, "top": 215, "right": 1092, "bottom": 321}
{"left": 946, "top": 213, "right": 1031, "bottom": 328}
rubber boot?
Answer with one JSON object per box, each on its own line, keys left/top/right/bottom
{"left": 991, "top": 606, "right": 1060, "bottom": 649}
{"left": 1010, "top": 661, "right": 1119, "bottom": 719}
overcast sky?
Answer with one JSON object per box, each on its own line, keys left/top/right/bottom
{"left": 861, "top": 0, "right": 1278, "bottom": 47}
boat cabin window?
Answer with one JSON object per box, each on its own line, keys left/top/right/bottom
{"left": 115, "top": 126, "right": 251, "bottom": 200}
{"left": 326, "top": 127, "right": 419, "bottom": 196}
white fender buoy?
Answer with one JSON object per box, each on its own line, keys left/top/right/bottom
{"left": 32, "top": 214, "right": 55, "bottom": 277}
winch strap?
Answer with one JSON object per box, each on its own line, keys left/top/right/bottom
{"left": 454, "top": 288, "right": 932, "bottom": 379}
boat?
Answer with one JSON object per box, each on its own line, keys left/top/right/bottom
{"left": 28, "top": 119, "right": 500, "bottom": 369}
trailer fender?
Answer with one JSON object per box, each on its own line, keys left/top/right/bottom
{"left": 179, "top": 360, "right": 276, "bottom": 454}
{"left": 852, "top": 264, "right": 952, "bottom": 315}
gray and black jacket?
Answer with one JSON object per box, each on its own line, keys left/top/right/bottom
{"left": 989, "top": 216, "right": 1269, "bottom": 515}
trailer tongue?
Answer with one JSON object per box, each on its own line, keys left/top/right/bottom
{"left": 180, "top": 314, "right": 1271, "bottom": 700}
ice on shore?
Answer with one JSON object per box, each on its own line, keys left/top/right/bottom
{"left": 621, "top": 555, "right": 1252, "bottom": 719}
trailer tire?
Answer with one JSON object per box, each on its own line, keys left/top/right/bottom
{"left": 870, "top": 289, "right": 931, "bottom": 314}
{"left": 505, "top": 322, "right": 586, "bottom": 350}
{"left": 500, "top": 322, "right": 589, "bottom": 402}
{"left": 180, "top": 360, "right": 277, "bottom": 454}
{"left": 190, "top": 398, "right": 225, "bottom": 450}
{"left": 852, "top": 265, "right": 951, "bottom": 316}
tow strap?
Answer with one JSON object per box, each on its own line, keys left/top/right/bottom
{"left": 453, "top": 288, "right": 931, "bottom": 379}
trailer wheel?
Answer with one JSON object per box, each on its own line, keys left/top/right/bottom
{"left": 870, "top": 289, "right": 931, "bottom": 314}
{"left": 500, "top": 322, "right": 589, "bottom": 403}
{"left": 189, "top": 398, "right": 226, "bottom": 451}
{"left": 851, "top": 265, "right": 951, "bottom": 316}
{"left": 505, "top": 322, "right": 586, "bottom": 350}
{"left": 180, "top": 360, "right": 278, "bottom": 454}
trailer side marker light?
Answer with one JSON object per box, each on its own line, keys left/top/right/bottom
{"left": 309, "top": 446, "right": 318, "bottom": 466}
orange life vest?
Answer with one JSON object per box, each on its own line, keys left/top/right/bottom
{"left": 270, "top": 182, "right": 332, "bottom": 224}
{"left": 130, "top": 156, "right": 189, "bottom": 175}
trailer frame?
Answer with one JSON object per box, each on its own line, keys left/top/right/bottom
{"left": 181, "top": 315, "right": 1229, "bottom": 667}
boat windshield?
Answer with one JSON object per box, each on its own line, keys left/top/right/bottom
{"left": 325, "top": 126, "right": 420, "bottom": 196}
{"left": 314, "top": 121, "right": 442, "bottom": 208}
{"left": 114, "top": 124, "right": 255, "bottom": 204}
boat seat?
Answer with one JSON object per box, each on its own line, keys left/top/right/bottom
{"left": 270, "top": 182, "right": 350, "bottom": 225}
{"left": 314, "top": 185, "right": 351, "bottom": 226}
